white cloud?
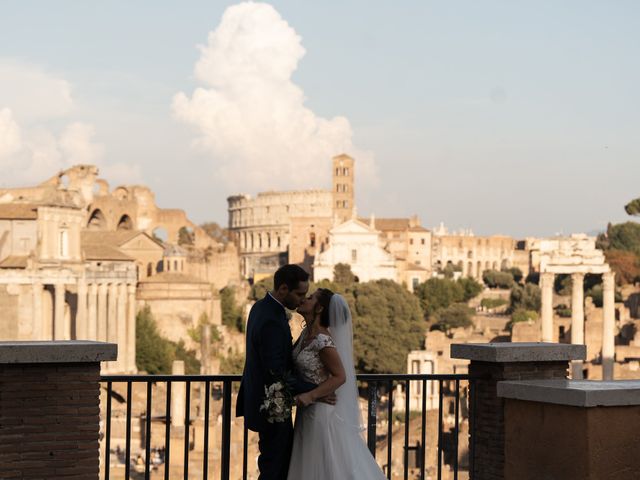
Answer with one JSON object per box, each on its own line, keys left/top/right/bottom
{"left": 173, "top": 1, "right": 376, "bottom": 191}
{"left": 0, "top": 108, "right": 22, "bottom": 159}
{"left": 59, "top": 123, "right": 105, "bottom": 166}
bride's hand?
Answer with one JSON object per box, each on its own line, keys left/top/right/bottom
{"left": 295, "top": 392, "right": 315, "bottom": 407}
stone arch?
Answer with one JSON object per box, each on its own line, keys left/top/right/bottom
{"left": 117, "top": 214, "right": 134, "bottom": 230}
{"left": 87, "top": 209, "right": 107, "bottom": 230}
{"left": 113, "top": 187, "right": 130, "bottom": 200}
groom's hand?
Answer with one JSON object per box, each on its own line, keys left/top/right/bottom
{"left": 317, "top": 393, "right": 337, "bottom": 405}
{"left": 294, "top": 392, "right": 315, "bottom": 407}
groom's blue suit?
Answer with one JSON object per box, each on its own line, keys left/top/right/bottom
{"left": 236, "top": 293, "right": 315, "bottom": 480}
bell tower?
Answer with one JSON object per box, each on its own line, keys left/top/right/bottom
{"left": 332, "top": 154, "right": 355, "bottom": 223}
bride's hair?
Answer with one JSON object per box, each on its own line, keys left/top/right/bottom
{"left": 315, "top": 288, "right": 334, "bottom": 327}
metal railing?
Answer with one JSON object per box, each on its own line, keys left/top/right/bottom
{"left": 100, "top": 373, "right": 471, "bottom": 480}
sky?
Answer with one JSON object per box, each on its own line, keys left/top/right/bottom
{"left": 0, "top": 1, "right": 638, "bottom": 238}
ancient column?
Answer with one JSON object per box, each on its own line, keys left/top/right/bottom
{"left": 88, "top": 283, "right": 98, "bottom": 340}
{"left": 116, "top": 283, "right": 128, "bottom": 373}
{"left": 53, "top": 284, "right": 66, "bottom": 340}
{"left": 126, "top": 284, "right": 137, "bottom": 373}
{"left": 76, "top": 280, "right": 88, "bottom": 340}
{"left": 602, "top": 271, "right": 616, "bottom": 380}
{"left": 107, "top": 284, "right": 118, "bottom": 344}
{"left": 97, "top": 283, "right": 108, "bottom": 342}
{"left": 540, "top": 272, "right": 555, "bottom": 342}
{"left": 172, "top": 360, "right": 186, "bottom": 428}
{"left": 571, "top": 272, "right": 585, "bottom": 379}
{"left": 32, "top": 282, "right": 43, "bottom": 340}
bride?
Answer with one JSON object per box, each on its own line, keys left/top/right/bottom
{"left": 287, "top": 288, "right": 386, "bottom": 479}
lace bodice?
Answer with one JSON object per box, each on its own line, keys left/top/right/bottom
{"left": 292, "top": 330, "right": 336, "bottom": 384}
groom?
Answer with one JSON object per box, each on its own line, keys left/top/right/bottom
{"left": 236, "top": 264, "right": 317, "bottom": 480}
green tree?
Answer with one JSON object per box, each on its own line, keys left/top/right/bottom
{"left": 432, "top": 303, "right": 474, "bottom": 333}
{"left": 510, "top": 309, "right": 538, "bottom": 326}
{"left": 220, "top": 352, "right": 245, "bottom": 374}
{"left": 220, "top": 286, "right": 245, "bottom": 332}
{"left": 136, "top": 306, "right": 173, "bottom": 374}
{"left": 502, "top": 267, "right": 524, "bottom": 284}
{"left": 334, "top": 263, "right": 356, "bottom": 285}
{"left": 599, "top": 222, "right": 640, "bottom": 257}
{"left": 625, "top": 198, "right": 640, "bottom": 217}
{"left": 483, "top": 270, "right": 515, "bottom": 289}
{"left": 414, "top": 278, "right": 464, "bottom": 318}
{"left": 178, "top": 227, "right": 194, "bottom": 246}
{"left": 458, "top": 277, "right": 483, "bottom": 301}
{"left": 510, "top": 283, "right": 541, "bottom": 313}
{"left": 350, "top": 280, "right": 425, "bottom": 374}
{"left": 249, "top": 277, "right": 273, "bottom": 301}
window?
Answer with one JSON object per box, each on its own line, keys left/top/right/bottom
{"left": 309, "top": 232, "right": 316, "bottom": 247}
{"left": 336, "top": 167, "right": 340, "bottom": 176}
{"left": 351, "top": 249, "right": 357, "bottom": 262}
{"left": 344, "top": 167, "right": 349, "bottom": 176}
{"left": 337, "top": 201, "right": 341, "bottom": 208}
{"left": 421, "top": 238, "right": 426, "bottom": 245}
{"left": 410, "top": 238, "right": 414, "bottom": 245}
{"left": 412, "top": 278, "right": 420, "bottom": 289}
{"left": 58, "top": 229, "right": 69, "bottom": 258}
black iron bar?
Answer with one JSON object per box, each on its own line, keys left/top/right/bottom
{"left": 367, "top": 381, "right": 378, "bottom": 457}
{"left": 164, "top": 382, "right": 172, "bottom": 480}
{"left": 125, "top": 381, "right": 132, "bottom": 480}
{"left": 104, "top": 382, "right": 112, "bottom": 480}
{"left": 184, "top": 381, "right": 191, "bottom": 480}
{"left": 404, "top": 379, "right": 410, "bottom": 480}
{"left": 145, "top": 382, "right": 152, "bottom": 479}
{"left": 242, "top": 424, "right": 248, "bottom": 480}
{"left": 420, "top": 379, "right": 427, "bottom": 480}
{"left": 454, "top": 379, "right": 460, "bottom": 480}
{"left": 203, "top": 381, "right": 211, "bottom": 480}
{"left": 437, "top": 380, "right": 443, "bottom": 480}
{"left": 387, "top": 380, "right": 393, "bottom": 480}
{"left": 221, "top": 380, "right": 232, "bottom": 480}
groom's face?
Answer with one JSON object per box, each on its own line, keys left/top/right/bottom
{"left": 282, "top": 280, "right": 309, "bottom": 310}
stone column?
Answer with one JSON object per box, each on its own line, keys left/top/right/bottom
{"left": 571, "top": 272, "right": 585, "bottom": 379}
{"left": 116, "top": 283, "right": 128, "bottom": 373}
{"left": 602, "top": 271, "right": 616, "bottom": 380}
{"left": 76, "top": 280, "right": 88, "bottom": 340}
{"left": 97, "top": 283, "right": 108, "bottom": 342}
{"left": 87, "top": 283, "right": 98, "bottom": 340}
{"left": 53, "top": 283, "right": 66, "bottom": 340}
{"left": 32, "top": 282, "right": 43, "bottom": 340}
{"left": 107, "top": 284, "right": 118, "bottom": 344}
{"left": 451, "top": 342, "right": 585, "bottom": 480}
{"left": 0, "top": 341, "right": 116, "bottom": 480}
{"left": 126, "top": 285, "right": 137, "bottom": 373}
{"left": 540, "top": 272, "right": 555, "bottom": 342}
{"left": 172, "top": 360, "right": 186, "bottom": 428}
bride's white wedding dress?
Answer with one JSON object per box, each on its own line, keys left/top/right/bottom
{"left": 287, "top": 296, "right": 386, "bottom": 480}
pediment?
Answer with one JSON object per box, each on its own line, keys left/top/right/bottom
{"left": 331, "top": 218, "right": 377, "bottom": 235}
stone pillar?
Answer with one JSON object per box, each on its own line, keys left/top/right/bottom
{"left": 87, "top": 283, "right": 98, "bottom": 340}
{"left": 107, "top": 284, "right": 118, "bottom": 344}
{"left": 53, "top": 283, "right": 66, "bottom": 340}
{"left": 116, "top": 283, "right": 128, "bottom": 373}
{"left": 172, "top": 360, "right": 186, "bottom": 428}
{"left": 97, "top": 283, "right": 108, "bottom": 342}
{"left": 540, "top": 272, "right": 555, "bottom": 342}
{"left": 126, "top": 285, "right": 137, "bottom": 373}
{"left": 0, "top": 341, "right": 116, "bottom": 480}
{"left": 451, "top": 342, "right": 585, "bottom": 480}
{"left": 571, "top": 272, "right": 585, "bottom": 379}
{"left": 602, "top": 271, "right": 616, "bottom": 380}
{"left": 32, "top": 282, "right": 43, "bottom": 340}
{"left": 76, "top": 280, "right": 88, "bottom": 340}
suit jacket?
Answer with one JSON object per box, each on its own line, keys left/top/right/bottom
{"left": 236, "top": 293, "right": 315, "bottom": 432}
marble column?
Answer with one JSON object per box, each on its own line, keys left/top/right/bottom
{"left": 87, "top": 283, "right": 98, "bottom": 340}
{"left": 32, "top": 282, "right": 43, "bottom": 340}
{"left": 540, "top": 272, "right": 555, "bottom": 342}
{"left": 602, "top": 271, "right": 616, "bottom": 380}
{"left": 76, "top": 280, "right": 88, "bottom": 340}
{"left": 571, "top": 273, "right": 585, "bottom": 379}
{"left": 116, "top": 283, "right": 127, "bottom": 373}
{"left": 53, "top": 284, "right": 66, "bottom": 340}
{"left": 126, "top": 285, "right": 137, "bottom": 373}
{"left": 107, "top": 284, "right": 118, "bottom": 344}
{"left": 97, "top": 284, "right": 108, "bottom": 342}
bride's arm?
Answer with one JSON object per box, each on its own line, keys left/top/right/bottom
{"left": 295, "top": 347, "right": 346, "bottom": 407}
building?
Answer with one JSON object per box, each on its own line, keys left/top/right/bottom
{"left": 227, "top": 154, "right": 355, "bottom": 280}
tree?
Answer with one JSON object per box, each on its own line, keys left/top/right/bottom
{"left": 178, "top": 227, "right": 194, "bottom": 246}
{"left": 220, "top": 286, "right": 245, "bottom": 332}
{"left": 510, "top": 283, "right": 541, "bottom": 313}
{"left": 349, "top": 280, "right": 425, "bottom": 374}
{"left": 136, "top": 306, "right": 173, "bottom": 374}
{"left": 483, "top": 270, "right": 515, "bottom": 289}
{"left": 605, "top": 249, "right": 640, "bottom": 285}
{"left": 458, "top": 277, "right": 483, "bottom": 301}
{"left": 200, "top": 222, "right": 230, "bottom": 244}
{"left": 334, "top": 263, "right": 356, "bottom": 285}
{"left": 600, "top": 222, "right": 640, "bottom": 257}
{"left": 510, "top": 309, "right": 538, "bottom": 327}
{"left": 502, "top": 267, "right": 523, "bottom": 284}
{"left": 625, "top": 197, "right": 640, "bottom": 217}
{"left": 432, "top": 303, "right": 474, "bottom": 332}
{"left": 249, "top": 277, "right": 273, "bottom": 301}
{"left": 414, "top": 278, "right": 464, "bottom": 318}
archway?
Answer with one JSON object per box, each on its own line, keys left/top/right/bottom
{"left": 87, "top": 209, "right": 107, "bottom": 230}
{"left": 117, "top": 214, "right": 134, "bottom": 230}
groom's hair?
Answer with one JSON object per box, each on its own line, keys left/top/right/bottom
{"left": 274, "top": 264, "right": 309, "bottom": 291}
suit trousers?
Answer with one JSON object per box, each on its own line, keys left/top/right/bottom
{"left": 258, "top": 418, "right": 294, "bottom": 480}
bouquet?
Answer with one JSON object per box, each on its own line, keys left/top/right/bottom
{"left": 260, "top": 372, "right": 294, "bottom": 423}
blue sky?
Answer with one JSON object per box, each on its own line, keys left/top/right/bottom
{"left": 1, "top": 1, "right": 638, "bottom": 237}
